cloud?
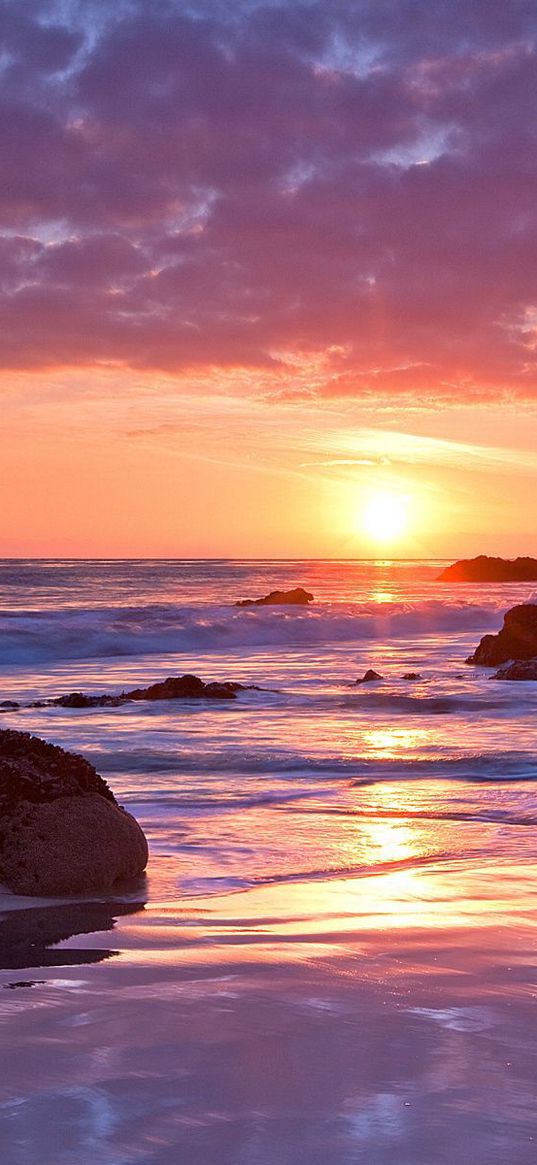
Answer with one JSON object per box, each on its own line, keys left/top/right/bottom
{"left": 1, "top": 0, "right": 537, "bottom": 400}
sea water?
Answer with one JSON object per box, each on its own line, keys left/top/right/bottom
{"left": 1, "top": 558, "right": 536, "bottom": 893}
{"left": 1, "top": 560, "right": 537, "bottom": 1163}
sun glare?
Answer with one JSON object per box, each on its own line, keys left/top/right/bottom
{"left": 363, "top": 490, "right": 410, "bottom": 544}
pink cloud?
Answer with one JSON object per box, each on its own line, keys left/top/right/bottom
{"left": 0, "top": 1, "right": 537, "bottom": 399}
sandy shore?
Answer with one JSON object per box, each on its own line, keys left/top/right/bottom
{"left": 1, "top": 852, "right": 537, "bottom": 1164}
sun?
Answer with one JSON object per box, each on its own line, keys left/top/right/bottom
{"left": 363, "top": 490, "right": 410, "bottom": 544}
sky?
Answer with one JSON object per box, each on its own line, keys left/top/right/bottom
{"left": 2, "top": 0, "right": 537, "bottom": 557}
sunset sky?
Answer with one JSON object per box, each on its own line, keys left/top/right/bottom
{"left": 2, "top": 0, "right": 537, "bottom": 557}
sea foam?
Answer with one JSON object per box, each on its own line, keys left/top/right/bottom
{"left": 0, "top": 599, "right": 504, "bottom": 664}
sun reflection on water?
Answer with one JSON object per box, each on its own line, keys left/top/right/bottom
{"left": 371, "top": 589, "right": 396, "bottom": 604}
{"left": 362, "top": 727, "right": 430, "bottom": 757}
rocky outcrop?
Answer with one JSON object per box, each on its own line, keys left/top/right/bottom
{"left": 0, "top": 730, "right": 148, "bottom": 896}
{"left": 126, "top": 676, "right": 244, "bottom": 701}
{"left": 467, "top": 604, "right": 537, "bottom": 666}
{"left": 356, "top": 669, "right": 383, "bottom": 683}
{"left": 402, "top": 672, "right": 422, "bottom": 680}
{"left": 439, "top": 555, "right": 537, "bottom": 582}
{"left": 28, "top": 674, "right": 254, "bottom": 710}
{"left": 236, "top": 587, "right": 314, "bottom": 606}
{"left": 492, "top": 659, "right": 537, "bottom": 681}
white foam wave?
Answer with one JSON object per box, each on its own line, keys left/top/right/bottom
{"left": 0, "top": 599, "right": 503, "bottom": 664}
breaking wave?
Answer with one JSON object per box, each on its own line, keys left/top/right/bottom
{"left": 0, "top": 599, "right": 503, "bottom": 664}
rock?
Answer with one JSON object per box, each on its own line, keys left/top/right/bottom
{"left": 0, "top": 702, "right": 19, "bottom": 712}
{"left": 0, "top": 730, "right": 148, "bottom": 896}
{"left": 127, "top": 674, "right": 210, "bottom": 701}
{"left": 53, "top": 692, "right": 123, "bottom": 709}
{"left": 356, "top": 669, "right": 383, "bottom": 683}
{"left": 439, "top": 555, "right": 537, "bottom": 582}
{"left": 53, "top": 674, "right": 241, "bottom": 707}
{"left": 203, "top": 682, "right": 241, "bottom": 698}
{"left": 9, "top": 675, "right": 262, "bottom": 715}
{"left": 467, "top": 604, "right": 537, "bottom": 666}
{"left": 236, "top": 587, "right": 314, "bottom": 606}
{"left": 402, "top": 673, "right": 421, "bottom": 680}
{"left": 492, "top": 659, "right": 537, "bottom": 681}
{"left": 125, "top": 675, "right": 239, "bottom": 701}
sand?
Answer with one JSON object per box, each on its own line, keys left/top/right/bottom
{"left": 1, "top": 853, "right": 537, "bottom": 1165}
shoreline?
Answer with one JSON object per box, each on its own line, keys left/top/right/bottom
{"left": 2, "top": 853, "right": 537, "bottom": 1162}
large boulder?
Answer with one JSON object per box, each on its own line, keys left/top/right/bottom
{"left": 492, "top": 659, "right": 537, "bottom": 681}
{"left": 236, "top": 587, "right": 313, "bottom": 607}
{"left": 439, "top": 555, "right": 537, "bottom": 582}
{"left": 467, "top": 604, "right": 537, "bottom": 666}
{"left": 0, "top": 730, "right": 148, "bottom": 896}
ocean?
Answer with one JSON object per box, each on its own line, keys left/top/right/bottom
{"left": 1, "top": 559, "right": 537, "bottom": 1163}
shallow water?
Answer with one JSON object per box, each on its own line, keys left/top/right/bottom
{"left": 1, "top": 559, "right": 537, "bottom": 1162}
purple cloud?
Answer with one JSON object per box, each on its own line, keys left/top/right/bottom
{"left": 0, "top": 0, "right": 536, "bottom": 398}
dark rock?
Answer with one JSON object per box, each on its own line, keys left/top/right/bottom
{"left": 52, "top": 675, "right": 242, "bottom": 708}
{"left": 467, "top": 604, "right": 537, "bottom": 666}
{"left": 53, "top": 692, "right": 123, "bottom": 709}
{"left": 402, "top": 673, "right": 421, "bottom": 681}
{"left": 492, "top": 659, "right": 537, "bottom": 681}
{"left": 439, "top": 555, "right": 537, "bottom": 582}
{"left": 236, "top": 587, "right": 314, "bottom": 606}
{"left": 13, "top": 675, "right": 262, "bottom": 715}
{"left": 356, "top": 669, "right": 383, "bottom": 683}
{"left": 203, "top": 682, "right": 240, "bottom": 699}
{"left": 0, "top": 730, "right": 148, "bottom": 896}
{"left": 125, "top": 674, "right": 236, "bottom": 701}
{"left": 54, "top": 692, "right": 92, "bottom": 708}
{"left": 0, "top": 702, "right": 19, "bottom": 712}
{"left": 3, "top": 980, "right": 45, "bottom": 989}
{"left": 126, "top": 674, "right": 206, "bottom": 701}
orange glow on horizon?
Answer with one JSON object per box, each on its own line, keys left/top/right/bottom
{"left": 2, "top": 369, "right": 537, "bottom": 556}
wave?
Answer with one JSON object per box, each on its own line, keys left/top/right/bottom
{"left": 341, "top": 693, "right": 502, "bottom": 714}
{"left": 93, "top": 746, "right": 537, "bottom": 783}
{"left": 179, "top": 849, "right": 476, "bottom": 899}
{"left": 0, "top": 599, "right": 503, "bottom": 664}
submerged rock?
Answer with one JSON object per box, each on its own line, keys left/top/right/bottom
{"left": 356, "top": 669, "right": 383, "bottom": 683}
{"left": 52, "top": 674, "right": 244, "bottom": 708}
{"left": 402, "top": 672, "right": 421, "bottom": 681}
{"left": 125, "top": 674, "right": 239, "bottom": 701}
{"left": 439, "top": 555, "right": 537, "bottom": 582}
{"left": 467, "top": 604, "right": 537, "bottom": 666}
{"left": 53, "top": 692, "right": 123, "bottom": 708}
{"left": 0, "top": 729, "right": 148, "bottom": 896}
{"left": 236, "top": 587, "right": 314, "bottom": 606}
{"left": 492, "top": 659, "right": 537, "bottom": 681}
{"left": 5, "top": 675, "right": 262, "bottom": 715}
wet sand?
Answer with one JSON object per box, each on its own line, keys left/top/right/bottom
{"left": 1, "top": 851, "right": 537, "bottom": 1164}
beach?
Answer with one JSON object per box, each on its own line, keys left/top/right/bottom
{"left": 1, "top": 559, "right": 537, "bottom": 1163}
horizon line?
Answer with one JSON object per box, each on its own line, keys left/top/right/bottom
{"left": 0, "top": 555, "right": 480, "bottom": 563}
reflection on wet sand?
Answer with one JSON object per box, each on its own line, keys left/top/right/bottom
{"left": 0, "top": 900, "right": 146, "bottom": 970}
{"left": 1, "top": 834, "right": 537, "bottom": 1164}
